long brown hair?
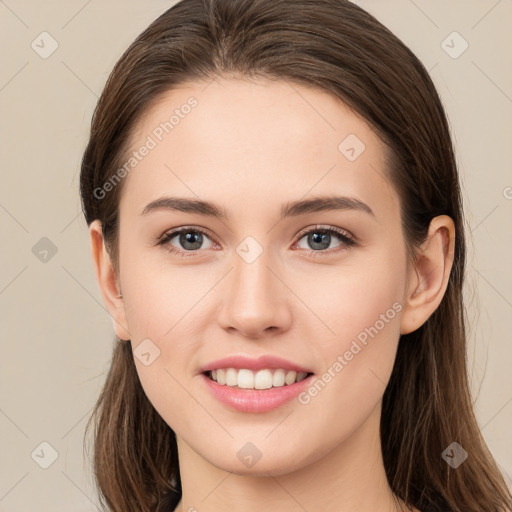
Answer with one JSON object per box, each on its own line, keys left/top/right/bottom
{"left": 80, "top": 1, "right": 512, "bottom": 511}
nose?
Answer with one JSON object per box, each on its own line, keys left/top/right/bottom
{"left": 216, "top": 247, "right": 292, "bottom": 339}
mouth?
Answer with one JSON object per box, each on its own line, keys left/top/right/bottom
{"left": 200, "top": 369, "right": 316, "bottom": 413}
{"left": 203, "top": 368, "right": 314, "bottom": 390}
{"left": 198, "top": 354, "right": 315, "bottom": 412}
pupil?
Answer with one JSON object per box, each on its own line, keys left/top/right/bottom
{"left": 309, "top": 232, "right": 329, "bottom": 250}
{"left": 180, "top": 231, "right": 202, "bottom": 250}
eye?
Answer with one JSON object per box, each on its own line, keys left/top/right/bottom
{"left": 157, "top": 227, "right": 217, "bottom": 257}
{"left": 157, "top": 224, "right": 356, "bottom": 258}
{"left": 292, "top": 225, "right": 356, "bottom": 255}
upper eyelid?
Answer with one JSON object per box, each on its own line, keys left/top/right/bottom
{"left": 158, "top": 225, "right": 216, "bottom": 242}
{"left": 295, "top": 224, "right": 353, "bottom": 240}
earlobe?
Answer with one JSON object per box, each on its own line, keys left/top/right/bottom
{"left": 400, "top": 215, "right": 455, "bottom": 335}
{"left": 89, "top": 220, "right": 131, "bottom": 340}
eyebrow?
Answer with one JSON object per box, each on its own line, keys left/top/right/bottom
{"left": 140, "top": 195, "right": 375, "bottom": 220}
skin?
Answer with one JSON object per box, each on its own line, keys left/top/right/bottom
{"left": 90, "top": 76, "right": 455, "bottom": 512}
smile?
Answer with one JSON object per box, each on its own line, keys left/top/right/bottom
{"left": 207, "top": 368, "right": 311, "bottom": 389}
{"left": 201, "top": 371, "right": 315, "bottom": 413}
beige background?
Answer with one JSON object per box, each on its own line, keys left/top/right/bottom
{"left": 0, "top": 1, "right": 511, "bottom": 510}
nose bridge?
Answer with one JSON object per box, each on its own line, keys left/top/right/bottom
{"left": 217, "top": 237, "right": 291, "bottom": 336}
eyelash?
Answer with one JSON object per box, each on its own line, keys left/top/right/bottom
{"left": 157, "top": 225, "right": 357, "bottom": 258}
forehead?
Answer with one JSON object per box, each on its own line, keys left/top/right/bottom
{"left": 119, "top": 77, "right": 399, "bottom": 223}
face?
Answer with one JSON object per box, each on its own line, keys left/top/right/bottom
{"left": 107, "top": 77, "right": 413, "bottom": 475}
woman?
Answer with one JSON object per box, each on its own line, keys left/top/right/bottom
{"left": 80, "top": 0, "right": 512, "bottom": 511}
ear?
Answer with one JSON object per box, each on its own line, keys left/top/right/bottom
{"left": 89, "top": 220, "right": 131, "bottom": 340}
{"left": 400, "top": 215, "right": 456, "bottom": 335}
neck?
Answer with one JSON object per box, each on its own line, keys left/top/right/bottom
{"left": 173, "top": 402, "right": 409, "bottom": 512}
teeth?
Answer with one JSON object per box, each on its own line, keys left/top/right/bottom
{"left": 239, "top": 369, "right": 256, "bottom": 389}
{"left": 208, "top": 368, "right": 309, "bottom": 388}
{"left": 285, "top": 370, "right": 297, "bottom": 385}
{"left": 273, "top": 369, "right": 285, "bottom": 387}
{"left": 226, "top": 368, "right": 238, "bottom": 386}
{"left": 255, "top": 369, "right": 273, "bottom": 389}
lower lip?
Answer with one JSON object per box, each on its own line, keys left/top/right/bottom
{"left": 200, "top": 372, "right": 315, "bottom": 413}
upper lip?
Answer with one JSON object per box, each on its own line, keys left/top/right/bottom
{"left": 200, "top": 355, "right": 313, "bottom": 374}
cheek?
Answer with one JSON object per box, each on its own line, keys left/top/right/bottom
{"left": 301, "top": 245, "right": 405, "bottom": 340}
{"left": 295, "top": 247, "right": 406, "bottom": 402}
{"left": 119, "top": 240, "right": 206, "bottom": 339}
{"left": 119, "top": 255, "right": 206, "bottom": 427}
